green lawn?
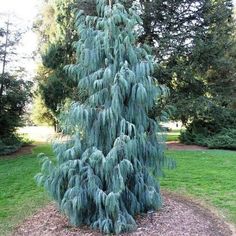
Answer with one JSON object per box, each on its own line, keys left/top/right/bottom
{"left": 166, "top": 133, "right": 180, "bottom": 142}
{"left": 165, "top": 130, "right": 181, "bottom": 142}
{"left": 161, "top": 149, "right": 236, "bottom": 224}
{"left": 0, "top": 145, "right": 235, "bottom": 235}
{"left": 0, "top": 144, "right": 53, "bottom": 235}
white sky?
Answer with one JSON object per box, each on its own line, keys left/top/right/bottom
{"left": 0, "top": 0, "right": 39, "bottom": 20}
{"left": 0, "top": 0, "right": 41, "bottom": 78}
{"left": 0, "top": 0, "right": 236, "bottom": 78}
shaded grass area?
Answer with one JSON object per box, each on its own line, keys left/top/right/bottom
{"left": 161, "top": 149, "right": 236, "bottom": 224}
{"left": 0, "top": 144, "right": 53, "bottom": 235}
{"left": 0, "top": 144, "right": 235, "bottom": 235}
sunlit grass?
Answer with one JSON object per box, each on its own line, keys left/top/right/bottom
{"left": 166, "top": 133, "right": 180, "bottom": 142}
{"left": 0, "top": 144, "right": 53, "bottom": 235}
{"left": 165, "top": 130, "right": 181, "bottom": 142}
{"left": 161, "top": 149, "right": 236, "bottom": 224}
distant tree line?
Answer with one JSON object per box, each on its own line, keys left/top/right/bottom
{"left": 0, "top": 16, "right": 32, "bottom": 155}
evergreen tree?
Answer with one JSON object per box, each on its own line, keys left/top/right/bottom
{"left": 171, "top": 0, "right": 236, "bottom": 148}
{"left": 0, "top": 15, "right": 32, "bottom": 154}
{"left": 36, "top": 0, "right": 170, "bottom": 234}
{"left": 33, "top": 0, "right": 79, "bottom": 128}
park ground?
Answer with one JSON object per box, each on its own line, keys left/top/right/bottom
{"left": 0, "top": 130, "right": 236, "bottom": 235}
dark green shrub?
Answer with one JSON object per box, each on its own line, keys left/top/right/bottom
{"left": 180, "top": 106, "right": 236, "bottom": 149}
{"left": 0, "top": 135, "right": 22, "bottom": 155}
{"left": 207, "top": 129, "right": 236, "bottom": 150}
{"left": 179, "top": 129, "right": 208, "bottom": 146}
{"left": 0, "top": 133, "right": 32, "bottom": 156}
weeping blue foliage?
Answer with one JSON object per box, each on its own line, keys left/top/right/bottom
{"left": 36, "top": 0, "right": 172, "bottom": 234}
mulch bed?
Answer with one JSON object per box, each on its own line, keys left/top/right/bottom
{"left": 12, "top": 192, "right": 233, "bottom": 236}
{"left": 167, "top": 141, "right": 207, "bottom": 151}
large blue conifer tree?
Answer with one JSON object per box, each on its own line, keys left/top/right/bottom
{"left": 36, "top": 0, "right": 169, "bottom": 234}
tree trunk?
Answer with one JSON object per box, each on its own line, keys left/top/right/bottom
{"left": 0, "top": 19, "right": 10, "bottom": 98}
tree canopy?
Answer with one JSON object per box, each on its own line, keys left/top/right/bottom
{"left": 0, "top": 16, "right": 32, "bottom": 154}
{"left": 32, "top": 0, "right": 79, "bottom": 128}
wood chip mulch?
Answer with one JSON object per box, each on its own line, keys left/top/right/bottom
{"left": 167, "top": 141, "right": 208, "bottom": 151}
{"left": 12, "top": 192, "right": 233, "bottom": 236}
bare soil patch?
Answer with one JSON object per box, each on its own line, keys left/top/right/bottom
{"left": 167, "top": 141, "right": 207, "bottom": 151}
{"left": 12, "top": 192, "right": 232, "bottom": 236}
{"left": 0, "top": 145, "right": 35, "bottom": 160}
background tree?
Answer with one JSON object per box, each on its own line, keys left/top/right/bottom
{"left": 0, "top": 15, "right": 32, "bottom": 154}
{"left": 32, "top": 0, "right": 80, "bottom": 129}
{"left": 137, "top": 0, "right": 236, "bottom": 148}
{"left": 134, "top": 0, "right": 235, "bottom": 118}
{"left": 36, "top": 1, "right": 171, "bottom": 234}
{"left": 174, "top": 0, "right": 236, "bottom": 148}
{"left": 169, "top": 0, "right": 235, "bottom": 120}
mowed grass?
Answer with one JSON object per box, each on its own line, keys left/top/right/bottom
{"left": 165, "top": 129, "right": 181, "bottom": 142}
{"left": 0, "top": 144, "right": 235, "bottom": 235}
{"left": 161, "top": 149, "right": 236, "bottom": 224}
{"left": 0, "top": 144, "right": 53, "bottom": 235}
{"left": 166, "top": 133, "right": 180, "bottom": 142}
